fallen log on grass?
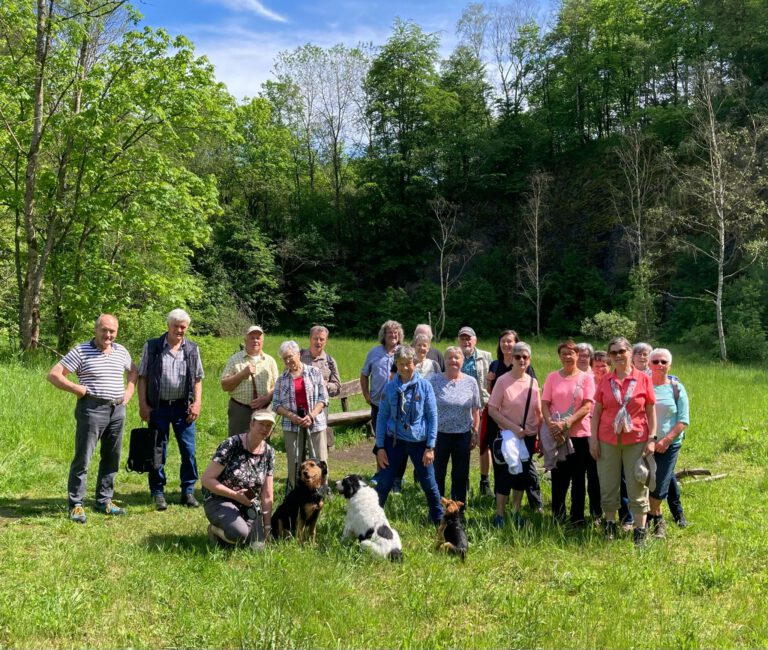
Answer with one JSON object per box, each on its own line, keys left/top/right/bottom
{"left": 675, "top": 468, "right": 711, "bottom": 479}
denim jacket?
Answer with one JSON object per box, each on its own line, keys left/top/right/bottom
{"left": 375, "top": 374, "right": 437, "bottom": 448}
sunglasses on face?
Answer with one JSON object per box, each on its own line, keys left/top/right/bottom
{"left": 651, "top": 359, "right": 669, "bottom": 365}
{"left": 514, "top": 354, "right": 530, "bottom": 361}
{"left": 610, "top": 349, "right": 628, "bottom": 356}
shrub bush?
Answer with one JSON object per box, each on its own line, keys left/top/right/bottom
{"left": 580, "top": 310, "right": 637, "bottom": 342}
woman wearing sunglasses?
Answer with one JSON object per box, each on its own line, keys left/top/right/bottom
{"left": 487, "top": 342, "right": 542, "bottom": 528}
{"left": 590, "top": 336, "right": 657, "bottom": 546}
{"left": 647, "top": 348, "right": 689, "bottom": 538}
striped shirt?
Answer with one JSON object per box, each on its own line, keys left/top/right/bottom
{"left": 60, "top": 340, "right": 132, "bottom": 401}
{"left": 138, "top": 339, "right": 204, "bottom": 401}
{"left": 221, "top": 350, "right": 279, "bottom": 405}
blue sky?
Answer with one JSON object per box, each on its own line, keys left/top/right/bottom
{"left": 134, "top": 0, "right": 552, "bottom": 101}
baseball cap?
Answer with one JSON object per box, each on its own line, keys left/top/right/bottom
{"left": 458, "top": 326, "right": 476, "bottom": 338}
{"left": 245, "top": 325, "right": 264, "bottom": 336}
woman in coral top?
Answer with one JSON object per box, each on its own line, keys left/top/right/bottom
{"left": 590, "top": 336, "right": 657, "bottom": 546}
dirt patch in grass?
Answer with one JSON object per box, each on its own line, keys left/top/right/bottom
{"left": 329, "top": 439, "right": 376, "bottom": 475}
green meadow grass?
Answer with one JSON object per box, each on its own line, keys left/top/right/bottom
{"left": 0, "top": 336, "right": 767, "bottom": 649}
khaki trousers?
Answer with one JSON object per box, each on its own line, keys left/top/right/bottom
{"left": 596, "top": 438, "right": 649, "bottom": 518}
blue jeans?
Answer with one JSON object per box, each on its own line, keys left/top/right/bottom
{"left": 651, "top": 444, "right": 682, "bottom": 501}
{"left": 667, "top": 475, "right": 684, "bottom": 520}
{"left": 148, "top": 402, "right": 198, "bottom": 496}
{"left": 376, "top": 437, "right": 444, "bottom": 523}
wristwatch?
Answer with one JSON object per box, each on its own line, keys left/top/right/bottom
{"left": 425, "top": 446, "right": 434, "bottom": 451}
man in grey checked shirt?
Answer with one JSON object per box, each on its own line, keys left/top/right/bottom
{"left": 137, "top": 309, "right": 204, "bottom": 511}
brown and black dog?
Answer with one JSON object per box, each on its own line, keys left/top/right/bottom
{"left": 273, "top": 459, "right": 328, "bottom": 543}
{"left": 436, "top": 497, "right": 468, "bottom": 561}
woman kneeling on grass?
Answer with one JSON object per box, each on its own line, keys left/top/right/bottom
{"left": 590, "top": 336, "right": 657, "bottom": 546}
{"left": 487, "top": 342, "right": 541, "bottom": 529}
{"left": 647, "top": 348, "right": 689, "bottom": 538}
{"left": 201, "top": 410, "right": 275, "bottom": 549}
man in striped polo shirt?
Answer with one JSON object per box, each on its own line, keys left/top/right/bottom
{"left": 47, "top": 313, "right": 137, "bottom": 523}
{"left": 138, "top": 309, "right": 204, "bottom": 511}
{"left": 220, "top": 325, "right": 278, "bottom": 437}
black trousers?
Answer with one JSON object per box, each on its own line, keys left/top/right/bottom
{"left": 434, "top": 431, "right": 471, "bottom": 505}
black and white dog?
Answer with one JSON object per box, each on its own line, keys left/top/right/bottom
{"left": 336, "top": 474, "right": 403, "bottom": 561}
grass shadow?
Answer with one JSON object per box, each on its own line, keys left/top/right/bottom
{"left": 143, "top": 532, "right": 211, "bottom": 555}
{"left": 0, "top": 497, "right": 70, "bottom": 519}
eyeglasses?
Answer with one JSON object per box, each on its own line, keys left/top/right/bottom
{"left": 609, "top": 349, "right": 628, "bottom": 356}
{"left": 514, "top": 354, "right": 530, "bottom": 361}
{"left": 651, "top": 359, "right": 669, "bottom": 365}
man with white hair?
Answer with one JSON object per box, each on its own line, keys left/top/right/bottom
{"left": 138, "top": 309, "right": 204, "bottom": 511}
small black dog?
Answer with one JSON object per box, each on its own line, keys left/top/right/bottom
{"left": 436, "top": 497, "right": 468, "bottom": 561}
{"left": 273, "top": 459, "right": 328, "bottom": 543}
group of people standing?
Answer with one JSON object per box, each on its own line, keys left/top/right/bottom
{"left": 362, "top": 322, "right": 690, "bottom": 547}
{"left": 47, "top": 310, "right": 341, "bottom": 548}
{"left": 47, "top": 310, "right": 690, "bottom": 549}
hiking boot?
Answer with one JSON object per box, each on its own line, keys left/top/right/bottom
{"left": 603, "top": 520, "right": 617, "bottom": 540}
{"left": 512, "top": 512, "right": 525, "bottom": 529}
{"left": 652, "top": 516, "right": 667, "bottom": 539}
{"left": 674, "top": 514, "right": 689, "bottom": 528}
{"left": 492, "top": 514, "right": 505, "bottom": 528}
{"left": 479, "top": 480, "right": 493, "bottom": 497}
{"left": 180, "top": 493, "right": 200, "bottom": 508}
{"left": 154, "top": 494, "right": 168, "bottom": 511}
{"left": 69, "top": 503, "right": 87, "bottom": 524}
{"left": 633, "top": 526, "right": 647, "bottom": 547}
{"left": 391, "top": 478, "right": 403, "bottom": 495}
{"left": 96, "top": 500, "right": 125, "bottom": 516}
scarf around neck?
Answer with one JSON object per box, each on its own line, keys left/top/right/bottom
{"left": 610, "top": 372, "right": 637, "bottom": 435}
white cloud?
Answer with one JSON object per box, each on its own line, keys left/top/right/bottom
{"left": 180, "top": 20, "right": 392, "bottom": 100}
{"left": 206, "top": 0, "right": 288, "bottom": 23}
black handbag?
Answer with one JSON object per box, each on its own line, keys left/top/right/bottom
{"left": 126, "top": 426, "right": 163, "bottom": 473}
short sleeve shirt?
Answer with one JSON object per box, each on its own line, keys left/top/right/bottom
{"left": 487, "top": 372, "right": 540, "bottom": 435}
{"left": 60, "top": 341, "right": 132, "bottom": 401}
{"left": 594, "top": 368, "right": 656, "bottom": 445}
{"left": 654, "top": 381, "right": 690, "bottom": 446}
{"left": 138, "top": 339, "right": 204, "bottom": 401}
{"left": 221, "top": 350, "right": 279, "bottom": 405}
{"left": 430, "top": 373, "right": 480, "bottom": 434}
{"left": 542, "top": 370, "right": 595, "bottom": 438}
{"left": 203, "top": 435, "right": 275, "bottom": 502}
{"left": 361, "top": 345, "right": 394, "bottom": 405}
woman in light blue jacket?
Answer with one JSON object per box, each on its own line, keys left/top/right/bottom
{"left": 375, "top": 345, "right": 443, "bottom": 524}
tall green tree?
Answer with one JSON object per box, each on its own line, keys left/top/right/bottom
{"left": 0, "top": 0, "right": 233, "bottom": 349}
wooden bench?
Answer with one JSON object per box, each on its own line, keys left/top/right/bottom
{"left": 327, "top": 379, "right": 373, "bottom": 436}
